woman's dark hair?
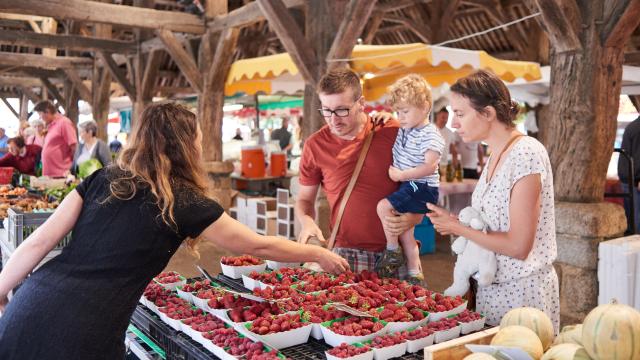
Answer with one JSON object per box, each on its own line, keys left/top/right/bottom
{"left": 8, "top": 136, "right": 25, "bottom": 148}
{"left": 450, "top": 69, "right": 519, "bottom": 127}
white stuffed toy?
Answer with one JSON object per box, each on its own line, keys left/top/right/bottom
{"left": 443, "top": 206, "right": 498, "bottom": 297}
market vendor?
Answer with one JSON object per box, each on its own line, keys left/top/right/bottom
{"left": 427, "top": 69, "right": 560, "bottom": 331}
{"left": 0, "top": 136, "right": 41, "bottom": 176}
{"left": 0, "top": 103, "right": 349, "bottom": 359}
{"left": 71, "top": 120, "right": 112, "bottom": 178}
{"left": 296, "top": 68, "right": 422, "bottom": 277}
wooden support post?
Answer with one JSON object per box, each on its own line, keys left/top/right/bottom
{"left": 92, "top": 16, "right": 112, "bottom": 142}
{"left": 327, "top": 0, "right": 378, "bottom": 68}
{"left": 157, "top": 29, "right": 203, "bottom": 93}
{"left": 98, "top": 51, "right": 136, "bottom": 101}
{"left": 1, "top": 97, "right": 19, "bottom": 119}
{"left": 41, "top": 17, "right": 57, "bottom": 57}
{"left": 19, "top": 93, "right": 29, "bottom": 122}
{"left": 363, "top": 12, "right": 384, "bottom": 44}
{"left": 199, "top": 27, "right": 239, "bottom": 162}
{"left": 429, "top": 0, "right": 461, "bottom": 43}
{"left": 63, "top": 69, "right": 92, "bottom": 104}
{"left": 63, "top": 78, "right": 79, "bottom": 124}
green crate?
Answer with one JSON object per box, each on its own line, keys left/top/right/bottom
{"left": 7, "top": 208, "right": 71, "bottom": 249}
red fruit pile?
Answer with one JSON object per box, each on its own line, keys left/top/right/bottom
{"left": 183, "top": 313, "right": 226, "bottom": 332}
{"left": 253, "top": 285, "right": 298, "bottom": 300}
{"left": 154, "top": 295, "right": 187, "bottom": 308}
{"left": 143, "top": 283, "right": 172, "bottom": 303}
{"left": 369, "top": 333, "right": 406, "bottom": 348}
{"left": 297, "top": 273, "right": 343, "bottom": 291}
{"left": 161, "top": 303, "right": 201, "bottom": 320}
{"left": 327, "top": 343, "right": 371, "bottom": 358}
{"left": 403, "top": 298, "right": 436, "bottom": 312}
{"left": 221, "top": 255, "right": 263, "bottom": 266}
{"left": 328, "top": 317, "right": 384, "bottom": 336}
{"left": 354, "top": 270, "right": 382, "bottom": 284}
{"left": 208, "top": 293, "right": 258, "bottom": 310}
{"left": 181, "top": 279, "right": 214, "bottom": 292}
{"left": 327, "top": 287, "right": 387, "bottom": 311}
{"left": 451, "top": 309, "right": 482, "bottom": 323}
{"left": 433, "top": 293, "right": 465, "bottom": 312}
{"left": 278, "top": 267, "right": 311, "bottom": 278}
{"left": 249, "top": 270, "right": 297, "bottom": 287}
{"left": 244, "top": 346, "right": 282, "bottom": 360}
{"left": 427, "top": 318, "right": 459, "bottom": 332}
{"left": 203, "top": 328, "right": 241, "bottom": 347}
{"left": 301, "top": 305, "right": 347, "bottom": 323}
{"left": 374, "top": 303, "right": 425, "bottom": 322}
{"left": 154, "top": 271, "right": 183, "bottom": 284}
{"left": 194, "top": 288, "right": 226, "bottom": 301}
{"left": 228, "top": 302, "right": 283, "bottom": 322}
{"left": 401, "top": 326, "right": 434, "bottom": 340}
{"left": 225, "top": 337, "right": 259, "bottom": 356}
{"left": 249, "top": 313, "right": 306, "bottom": 335}
{"left": 380, "top": 278, "right": 409, "bottom": 291}
{"left": 386, "top": 284, "right": 430, "bottom": 302}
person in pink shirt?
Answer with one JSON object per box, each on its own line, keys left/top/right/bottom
{"left": 34, "top": 101, "right": 77, "bottom": 177}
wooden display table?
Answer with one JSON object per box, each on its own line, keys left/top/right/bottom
{"left": 424, "top": 327, "right": 499, "bottom": 360}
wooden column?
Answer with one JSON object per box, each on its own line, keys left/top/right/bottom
{"left": 63, "top": 78, "right": 79, "bottom": 124}
{"left": 529, "top": 0, "right": 640, "bottom": 325}
{"left": 91, "top": 1, "right": 112, "bottom": 141}
{"left": 19, "top": 93, "right": 29, "bottom": 122}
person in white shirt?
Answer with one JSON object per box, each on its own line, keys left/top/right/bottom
{"left": 453, "top": 132, "right": 485, "bottom": 179}
{"left": 434, "top": 108, "right": 458, "bottom": 168}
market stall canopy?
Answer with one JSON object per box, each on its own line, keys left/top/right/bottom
{"left": 225, "top": 43, "right": 542, "bottom": 100}
{"left": 507, "top": 66, "right": 640, "bottom": 106}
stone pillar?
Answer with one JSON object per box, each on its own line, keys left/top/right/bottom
{"left": 203, "top": 161, "right": 235, "bottom": 210}
{"left": 554, "top": 202, "right": 626, "bottom": 325}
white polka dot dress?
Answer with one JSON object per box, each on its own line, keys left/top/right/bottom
{"left": 471, "top": 136, "right": 560, "bottom": 332}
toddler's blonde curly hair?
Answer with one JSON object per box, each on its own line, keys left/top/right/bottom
{"left": 387, "top": 74, "right": 432, "bottom": 111}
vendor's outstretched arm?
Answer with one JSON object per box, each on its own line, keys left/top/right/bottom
{"left": 0, "top": 190, "right": 84, "bottom": 310}
{"left": 427, "top": 174, "right": 541, "bottom": 260}
{"left": 294, "top": 183, "right": 326, "bottom": 244}
{"left": 202, "top": 213, "right": 349, "bottom": 274}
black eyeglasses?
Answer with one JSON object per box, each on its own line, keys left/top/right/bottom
{"left": 318, "top": 107, "right": 352, "bottom": 118}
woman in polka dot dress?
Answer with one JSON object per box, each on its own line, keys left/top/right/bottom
{"left": 427, "top": 70, "right": 559, "bottom": 332}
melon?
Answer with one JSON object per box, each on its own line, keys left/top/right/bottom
{"left": 464, "top": 353, "right": 497, "bottom": 360}
{"left": 581, "top": 300, "right": 640, "bottom": 360}
{"left": 491, "top": 325, "right": 544, "bottom": 359}
{"left": 553, "top": 325, "right": 583, "bottom": 346}
{"left": 541, "top": 344, "right": 591, "bottom": 360}
{"left": 500, "top": 307, "right": 555, "bottom": 350}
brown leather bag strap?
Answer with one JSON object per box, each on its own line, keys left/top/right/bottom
{"left": 326, "top": 129, "right": 375, "bottom": 250}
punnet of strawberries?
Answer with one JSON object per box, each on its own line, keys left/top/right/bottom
{"left": 432, "top": 293, "right": 465, "bottom": 312}
{"left": 426, "top": 318, "right": 459, "bottom": 332}
{"left": 373, "top": 303, "right": 426, "bottom": 322}
{"left": 451, "top": 309, "right": 483, "bottom": 323}
{"left": 253, "top": 285, "right": 299, "bottom": 300}
{"left": 203, "top": 328, "right": 241, "bottom": 347}
{"left": 249, "top": 313, "right": 306, "bottom": 335}
{"left": 327, "top": 343, "right": 372, "bottom": 358}
{"left": 401, "top": 326, "right": 434, "bottom": 340}
{"left": 154, "top": 271, "right": 183, "bottom": 284}
{"left": 221, "top": 255, "right": 264, "bottom": 266}
{"left": 181, "top": 279, "right": 214, "bottom": 292}
{"left": 301, "top": 305, "right": 347, "bottom": 323}
{"left": 328, "top": 317, "right": 385, "bottom": 336}
{"left": 369, "top": 332, "right": 406, "bottom": 348}
{"left": 228, "top": 302, "right": 283, "bottom": 322}
{"left": 143, "top": 282, "right": 172, "bottom": 302}
{"left": 182, "top": 313, "right": 226, "bottom": 332}
{"left": 154, "top": 295, "right": 187, "bottom": 308}
{"left": 249, "top": 270, "right": 297, "bottom": 287}
{"left": 207, "top": 293, "right": 258, "bottom": 310}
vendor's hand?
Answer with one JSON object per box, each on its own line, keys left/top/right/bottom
{"left": 383, "top": 211, "right": 423, "bottom": 237}
{"left": 371, "top": 111, "right": 394, "bottom": 126}
{"left": 315, "top": 248, "right": 350, "bottom": 275}
{"left": 426, "top": 203, "right": 460, "bottom": 235}
{"left": 297, "top": 219, "right": 326, "bottom": 245}
{"left": 388, "top": 166, "right": 404, "bottom": 182}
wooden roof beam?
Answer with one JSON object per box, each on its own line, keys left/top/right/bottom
{"left": 0, "top": 52, "right": 92, "bottom": 69}
{"left": 208, "top": 0, "right": 303, "bottom": 32}
{"left": 0, "top": 0, "right": 205, "bottom": 34}
{"left": 0, "top": 75, "right": 42, "bottom": 87}
{"left": 527, "top": 0, "right": 581, "bottom": 53}
{"left": 1, "top": 97, "right": 19, "bottom": 119}
{"left": 602, "top": 0, "right": 640, "bottom": 48}
{"left": 257, "top": 0, "right": 318, "bottom": 85}
{"left": 97, "top": 51, "right": 136, "bottom": 101}
{"left": 0, "top": 29, "right": 137, "bottom": 54}
{"left": 363, "top": 12, "right": 385, "bottom": 44}
{"left": 20, "top": 85, "right": 40, "bottom": 104}
{"left": 327, "top": 0, "right": 379, "bottom": 65}
{"left": 39, "top": 76, "right": 65, "bottom": 107}
{"left": 384, "top": 15, "right": 431, "bottom": 43}
{"left": 63, "top": 69, "right": 91, "bottom": 104}
{"left": 157, "top": 29, "right": 203, "bottom": 93}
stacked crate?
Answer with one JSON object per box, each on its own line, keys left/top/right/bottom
{"left": 276, "top": 189, "right": 296, "bottom": 240}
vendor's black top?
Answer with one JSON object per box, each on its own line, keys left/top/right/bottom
{"left": 0, "top": 167, "right": 224, "bottom": 360}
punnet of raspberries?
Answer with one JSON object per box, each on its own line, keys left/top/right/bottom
{"left": 373, "top": 303, "right": 426, "bottom": 322}
{"left": 327, "top": 343, "right": 372, "bottom": 358}
{"left": 244, "top": 343, "right": 284, "bottom": 360}
{"left": 369, "top": 333, "right": 406, "bottom": 348}
{"left": 249, "top": 313, "right": 306, "bottom": 335}
{"left": 203, "top": 328, "right": 241, "bottom": 347}
{"left": 227, "top": 302, "right": 283, "bottom": 322}
{"left": 208, "top": 293, "right": 258, "bottom": 310}
{"left": 426, "top": 318, "right": 459, "bottom": 332}
{"left": 451, "top": 309, "right": 483, "bottom": 323}
{"left": 328, "top": 317, "right": 385, "bottom": 336}
{"left": 401, "top": 327, "right": 434, "bottom": 340}
{"left": 181, "top": 279, "right": 213, "bottom": 292}
{"left": 221, "top": 255, "right": 264, "bottom": 266}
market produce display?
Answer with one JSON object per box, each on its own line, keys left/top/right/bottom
{"left": 135, "top": 256, "right": 488, "bottom": 360}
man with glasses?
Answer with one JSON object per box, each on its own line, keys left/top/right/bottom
{"left": 295, "top": 68, "right": 422, "bottom": 278}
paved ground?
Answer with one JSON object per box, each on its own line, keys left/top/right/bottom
{"left": 164, "top": 234, "right": 456, "bottom": 293}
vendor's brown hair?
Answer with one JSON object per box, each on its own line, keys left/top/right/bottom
{"left": 450, "top": 69, "right": 519, "bottom": 127}
{"left": 110, "top": 103, "right": 208, "bottom": 255}
{"left": 317, "top": 68, "right": 362, "bottom": 101}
